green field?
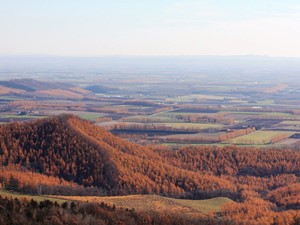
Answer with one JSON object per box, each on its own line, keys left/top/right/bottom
{"left": 78, "top": 113, "right": 105, "bottom": 121}
{"left": 224, "top": 131, "right": 294, "bottom": 145}
{"left": 123, "top": 115, "right": 178, "bottom": 123}
{"left": 256, "top": 100, "right": 275, "bottom": 105}
{"left": 48, "top": 111, "right": 106, "bottom": 121}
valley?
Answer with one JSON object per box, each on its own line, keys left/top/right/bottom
{"left": 0, "top": 63, "right": 300, "bottom": 224}
{"left": 1, "top": 77, "right": 300, "bottom": 150}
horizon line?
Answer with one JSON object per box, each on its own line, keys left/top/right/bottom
{"left": 1, "top": 54, "right": 300, "bottom": 59}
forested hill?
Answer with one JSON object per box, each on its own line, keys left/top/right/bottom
{"left": 0, "top": 115, "right": 300, "bottom": 202}
{"left": 0, "top": 114, "right": 232, "bottom": 195}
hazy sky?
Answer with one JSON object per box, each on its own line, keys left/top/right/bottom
{"left": 1, "top": 0, "right": 300, "bottom": 56}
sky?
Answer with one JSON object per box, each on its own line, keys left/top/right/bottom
{"left": 0, "top": 0, "right": 300, "bottom": 57}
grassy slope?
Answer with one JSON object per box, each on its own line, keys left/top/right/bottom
{"left": 52, "top": 194, "right": 233, "bottom": 214}
{"left": 0, "top": 190, "right": 66, "bottom": 204}
{"left": 0, "top": 189, "right": 233, "bottom": 214}
{"left": 170, "top": 197, "right": 233, "bottom": 213}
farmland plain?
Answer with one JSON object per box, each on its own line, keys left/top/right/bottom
{"left": 1, "top": 77, "right": 300, "bottom": 148}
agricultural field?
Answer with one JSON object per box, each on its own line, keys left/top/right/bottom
{"left": 47, "top": 111, "right": 107, "bottom": 122}
{"left": 167, "top": 122, "right": 222, "bottom": 130}
{"left": 100, "top": 106, "right": 300, "bottom": 146}
{"left": 166, "top": 94, "right": 230, "bottom": 102}
{"left": 0, "top": 114, "right": 46, "bottom": 120}
{"left": 2, "top": 78, "right": 300, "bottom": 148}
{"left": 275, "top": 138, "right": 300, "bottom": 145}
{"left": 279, "top": 121, "right": 300, "bottom": 125}
{"left": 273, "top": 120, "right": 300, "bottom": 131}
{"left": 122, "top": 115, "right": 178, "bottom": 123}
{"left": 224, "top": 130, "right": 294, "bottom": 145}
{"left": 157, "top": 132, "right": 224, "bottom": 144}
{"left": 113, "top": 122, "right": 223, "bottom": 130}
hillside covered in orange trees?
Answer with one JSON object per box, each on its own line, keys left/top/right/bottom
{"left": 0, "top": 115, "right": 300, "bottom": 224}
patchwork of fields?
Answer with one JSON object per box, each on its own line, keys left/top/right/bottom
{"left": 98, "top": 106, "right": 300, "bottom": 147}
{"left": 1, "top": 79, "right": 300, "bottom": 148}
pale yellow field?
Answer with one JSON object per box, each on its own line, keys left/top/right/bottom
{"left": 279, "top": 121, "right": 300, "bottom": 125}
{"left": 52, "top": 194, "right": 233, "bottom": 214}
{"left": 0, "top": 190, "right": 66, "bottom": 204}
{"left": 225, "top": 131, "right": 294, "bottom": 145}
